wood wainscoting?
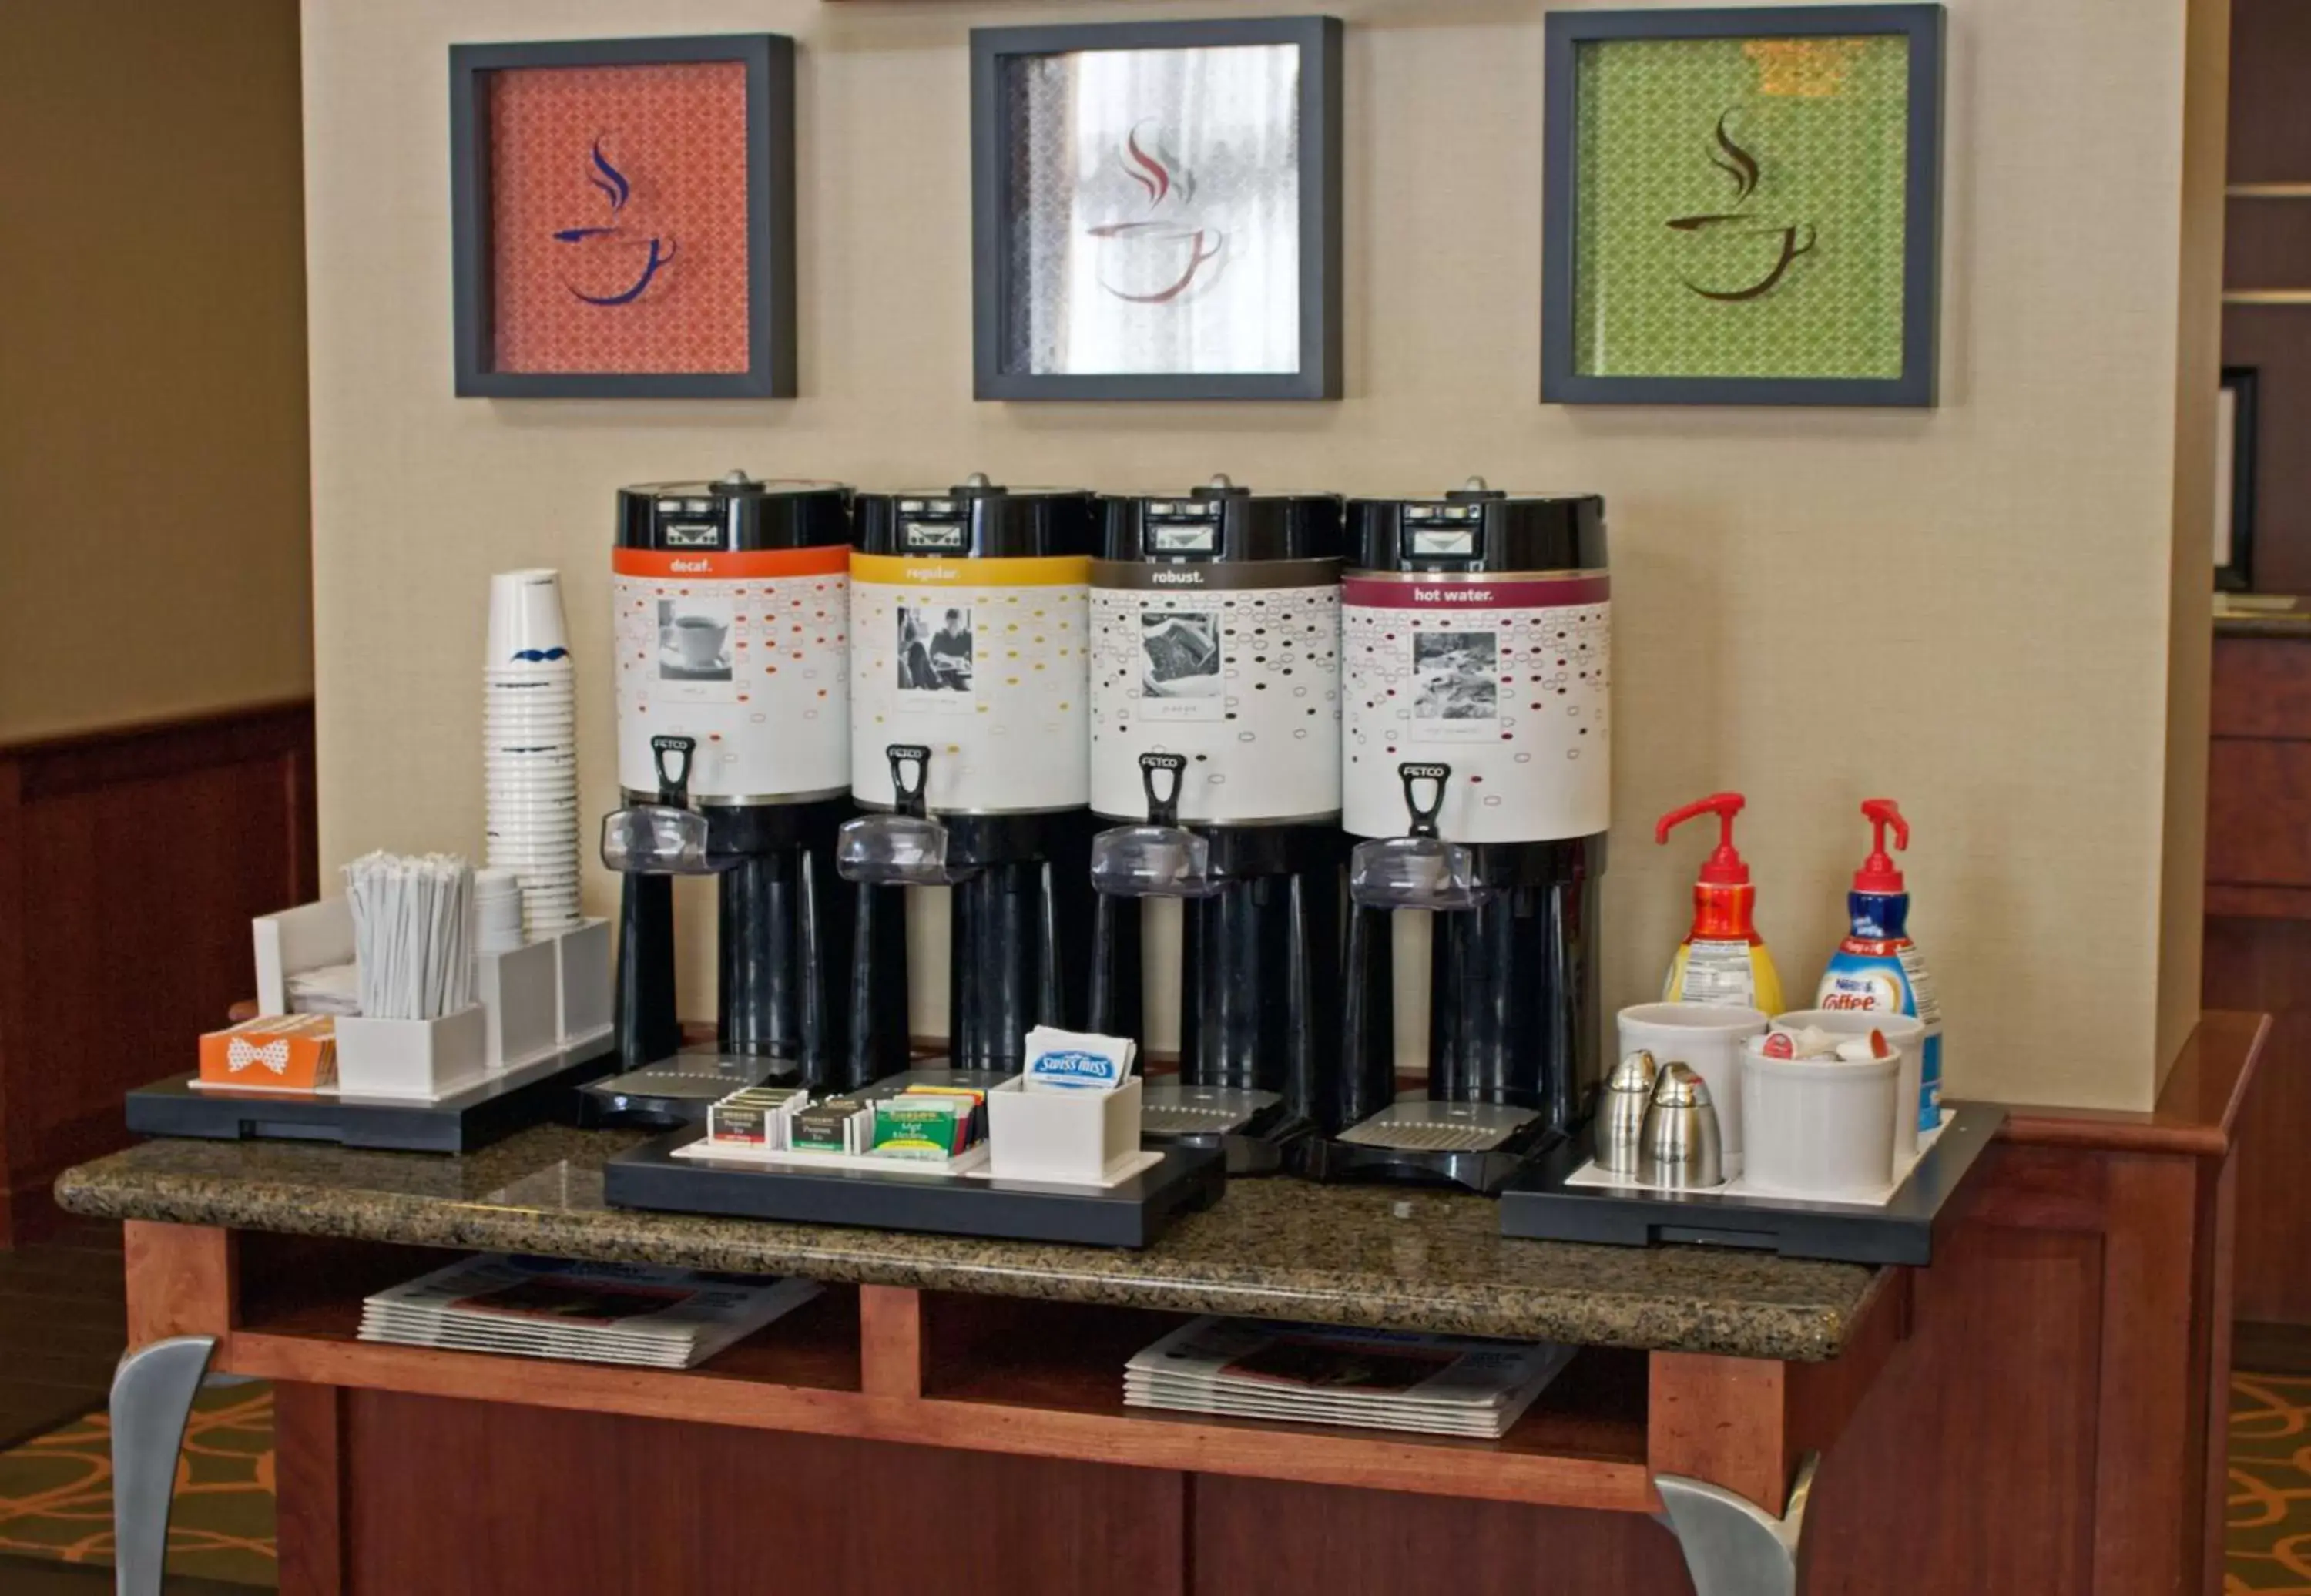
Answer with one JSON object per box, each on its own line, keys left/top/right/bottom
{"left": 0, "top": 700, "right": 314, "bottom": 1243}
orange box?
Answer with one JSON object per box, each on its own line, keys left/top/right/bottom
{"left": 199, "top": 1014, "right": 337, "bottom": 1091}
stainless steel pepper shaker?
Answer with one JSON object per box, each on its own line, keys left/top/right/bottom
{"left": 1639, "top": 1061, "right": 1725, "bottom": 1189}
{"left": 1596, "top": 1050, "right": 1658, "bottom": 1174}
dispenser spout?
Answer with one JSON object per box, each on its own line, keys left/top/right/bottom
{"left": 1654, "top": 792, "right": 1750, "bottom": 886}
{"left": 1853, "top": 798, "right": 1910, "bottom": 894}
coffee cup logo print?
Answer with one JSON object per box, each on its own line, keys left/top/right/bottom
{"left": 1087, "top": 122, "right": 1227, "bottom": 304}
{"left": 552, "top": 137, "right": 679, "bottom": 307}
{"left": 658, "top": 598, "right": 732, "bottom": 682}
{"left": 1667, "top": 112, "right": 1817, "bottom": 303}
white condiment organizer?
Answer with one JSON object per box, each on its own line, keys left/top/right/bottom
{"left": 334, "top": 1004, "right": 490, "bottom": 1101}
{"left": 478, "top": 940, "right": 559, "bottom": 1074}
{"left": 1567, "top": 1108, "right": 1950, "bottom": 1210}
{"left": 987, "top": 1077, "right": 1144, "bottom": 1184}
{"left": 253, "top": 898, "right": 355, "bottom": 1017}
{"left": 553, "top": 918, "right": 614, "bottom": 1048}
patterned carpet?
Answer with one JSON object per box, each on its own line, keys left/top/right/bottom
{"left": 2232, "top": 1370, "right": 2311, "bottom": 1592}
{"left": 0, "top": 1380, "right": 276, "bottom": 1588}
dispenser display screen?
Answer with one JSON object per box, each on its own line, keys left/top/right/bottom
{"left": 1149, "top": 523, "right": 1219, "bottom": 555}
{"left": 1407, "top": 526, "right": 1477, "bottom": 559}
{"left": 897, "top": 606, "right": 975, "bottom": 699}
{"left": 902, "top": 520, "right": 968, "bottom": 553}
{"left": 1410, "top": 631, "right": 1498, "bottom": 736}
{"left": 659, "top": 598, "right": 735, "bottom": 685}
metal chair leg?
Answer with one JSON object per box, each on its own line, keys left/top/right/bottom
{"left": 109, "top": 1334, "right": 216, "bottom": 1596}
{"left": 1653, "top": 1452, "right": 1817, "bottom": 1596}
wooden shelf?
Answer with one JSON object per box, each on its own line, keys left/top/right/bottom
{"left": 211, "top": 1239, "right": 1660, "bottom": 1514}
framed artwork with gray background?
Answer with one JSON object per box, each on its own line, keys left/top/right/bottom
{"left": 1541, "top": 5, "right": 1944, "bottom": 407}
{"left": 450, "top": 33, "right": 796, "bottom": 398}
{"left": 971, "top": 17, "right": 1343, "bottom": 401}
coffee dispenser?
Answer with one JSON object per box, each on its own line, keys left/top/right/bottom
{"left": 1084, "top": 478, "right": 1343, "bottom": 1169}
{"left": 1300, "top": 481, "right": 1610, "bottom": 1194}
{"left": 835, "top": 478, "right": 1098, "bottom": 1087}
{"left": 592, "top": 474, "right": 857, "bottom": 1119}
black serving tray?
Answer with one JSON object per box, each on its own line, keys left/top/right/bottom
{"left": 1496, "top": 1102, "right": 2004, "bottom": 1266}
{"left": 604, "top": 1129, "right": 1226, "bottom": 1248}
{"left": 124, "top": 1039, "right": 619, "bottom": 1155}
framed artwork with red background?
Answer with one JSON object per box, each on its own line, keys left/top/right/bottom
{"left": 451, "top": 34, "right": 796, "bottom": 397}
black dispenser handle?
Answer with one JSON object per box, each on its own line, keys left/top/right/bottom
{"left": 1335, "top": 898, "right": 1397, "bottom": 1132}
{"left": 887, "top": 744, "right": 931, "bottom": 819}
{"left": 613, "top": 875, "right": 682, "bottom": 1070}
{"left": 1399, "top": 762, "right": 1450, "bottom": 839}
{"left": 1139, "top": 752, "right": 1187, "bottom": 827}
{"left": 652, "top": 736, "right": 696, "bottom": 807}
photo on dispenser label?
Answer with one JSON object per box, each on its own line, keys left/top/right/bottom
{"left": 1141, "top": 610, "right": 1221, "bottom": 698}
{"left": 1411, "top": 631, "right": 1498, "bottom": 738}
{"left": 658, "top": 598, "right": 733, "bottom": 682}
{"left": 897, "top": 607, "right": 974, "bottom": 694}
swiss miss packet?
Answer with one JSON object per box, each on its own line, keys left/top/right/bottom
{"left": 1021, "top": 1026, "right": 1135, "bottom": 1093}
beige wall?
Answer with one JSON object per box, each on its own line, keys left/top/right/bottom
{"left": 304, "top": 0, "right": 2215, "bottom": 1110}
{"left": 0, "top": 0, "right": 311, "bottom": 743}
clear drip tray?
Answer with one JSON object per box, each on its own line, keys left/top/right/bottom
{"left": 1139, "top": 1083, "right": 1280, "bottom": 1138}
{"left": 1336, "top": 1100, "right": 1541, "bottom": 1154}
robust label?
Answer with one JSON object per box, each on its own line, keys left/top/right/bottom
{"left": 1340, "top": 573, "right": 1610, "bottom": 842}
{"left": 612, "top": 546, "right": 850, "bottom": 802}
{"left": 849, "top": 554, "right": 1091, "bottom": 813}
{"left": 1088, "top": 562, "right": 1339, "bottom": 824}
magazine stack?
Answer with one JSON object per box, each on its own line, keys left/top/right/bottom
{"left": 1123, "top": 1316, "right": 1575, "bottom": 1439}
{"left": 357, "top": 1253, "right": 820, "bottom": 1369}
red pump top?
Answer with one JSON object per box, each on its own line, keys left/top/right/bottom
{"left": 1853, "top": 798, "right": 1910, "bottom": 894}
{"left": 1655, "top": 793, "right": 1750, "bottom": 886}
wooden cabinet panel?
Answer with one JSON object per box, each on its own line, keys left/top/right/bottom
{"left": 0, "top": 702, "right": 314, "bottom": 1240}
{"left": 2212, "top": 639, "right": 2311, "bottom": 740}
{"left": 328, "top": 1389, "right": 1188, "bottom": 1596}
{"left": 1188, "top": 1477, "right": 1689, "bottom": 1596}
{"left": 2207, "top": 739, "right": 2311, "bottom": 884}
{"left": 2205, "top": 916, "right": 2311, "bottom": 1324}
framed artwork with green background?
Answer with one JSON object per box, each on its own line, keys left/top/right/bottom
{"left": 1541, "top": 5, "right": 1943, "bottom": 407}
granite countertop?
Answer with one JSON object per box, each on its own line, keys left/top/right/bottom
{"left": 55, "top": 1125, "right": 1881, "bottom": 1362}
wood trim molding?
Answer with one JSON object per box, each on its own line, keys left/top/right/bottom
{"left": 1997, "top": 1010, "right": 2267, "bottom": 1157}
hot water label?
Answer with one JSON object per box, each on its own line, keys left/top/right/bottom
{"left": 850, "top": 553, "right": 1091, "bottom": 813}
{"left": 1340, "top": 572, "right": 1610, "bottom": 843}
{"left": 612, "top": 546, "right": 850, "bottom": 803}
{"left": 1088, "top": 559, "right": 1340, "bottom": 825}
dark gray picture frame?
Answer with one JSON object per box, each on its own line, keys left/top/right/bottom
{"left": 2217, "top": 366, "right": 2258, "bottom": 593}
{"left": 1541, "top": 5, "right": 1944, "bottom": 408}
{"left": 449, "top": 33, "right": 796, "bottom": 399}
{"left": 970, "top": 16, "right": 1343, "bottom": 403}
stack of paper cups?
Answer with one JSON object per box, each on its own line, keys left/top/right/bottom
{"left": 484, "top": 570, "right": 582, "bottom": 938}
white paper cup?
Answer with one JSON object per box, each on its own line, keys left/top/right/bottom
{"left": 487, "top": 569, "right": 572, "bottom": 672}
{"left": 1740, "top": 1040, "right": 1900, "bottom": 1196}
{"left": 1615, "top": 1002, "right": 1767, "bottom": 1174}
{"left": 1769, "top": 1008, "right": 1929, "bottom": 1157}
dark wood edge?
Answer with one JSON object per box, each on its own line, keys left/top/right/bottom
{"left": 0, "top": 695, "right": 314, "bottom": 763}
{"left": 1997, "top": 1011, "right": 2269, "bottom": 1157}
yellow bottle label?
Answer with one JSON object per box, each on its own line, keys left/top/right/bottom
{"left": 1665, "top": 938, "right": 1784, "bottom": 1014}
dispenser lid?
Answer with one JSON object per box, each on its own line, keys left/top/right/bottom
{"left": 1098, "top": 476, "right": 1343, "bottom": 563}
{"left": 1347, "top": 478, "right": 1606, "bottom": 574}
{"left": 617, "top": 473, "right": 854, "bottom": 552}
{"left": 854, "top": 476, "right": 1097, "bottom": 560}
{"left": 1655, "top": 793, "right": 1751, "bottom": 887}
{"left": 1851, "top": 798, "right": 1910, "bottom": 894}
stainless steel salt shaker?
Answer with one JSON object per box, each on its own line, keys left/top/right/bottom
{"left": 1596, "top": 1050, "right": 1659, "bottom": 1174}
{"left": 1639, "top": 1061, "right": 1725, "bottom": 1189}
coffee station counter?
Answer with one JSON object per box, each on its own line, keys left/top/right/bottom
{"left": 56, "top": 1123, "right": 1877, "bottom": 1360}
